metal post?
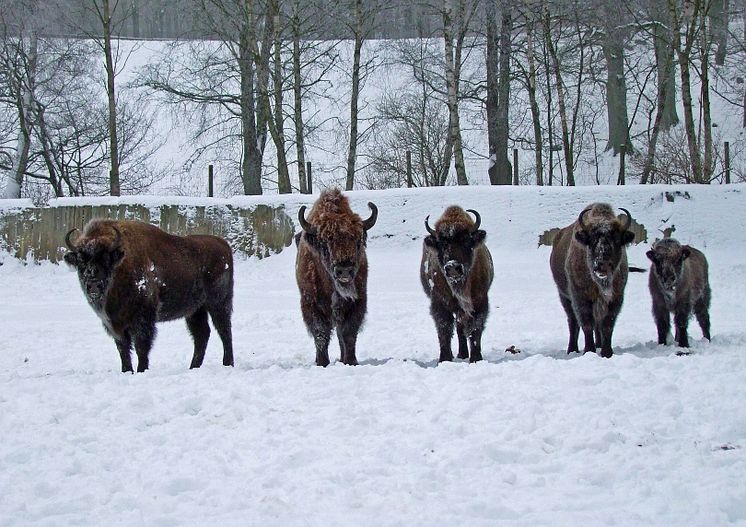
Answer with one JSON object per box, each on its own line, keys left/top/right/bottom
{"left": 306, "top": 161, "right": 312, "bottom": 194}
{"left": 725, "top": 141, "right": 731, "bottom": 184}
{"left": 208, "top": 164, "right": 214, "bottom": 197}
{"left": 406, "top": 150, "right": 413, "bottom": 188}
{"left": 512, "top": 148, "right": 519, "bottom": 185}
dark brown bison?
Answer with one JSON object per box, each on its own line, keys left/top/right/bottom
{"left": 420, "top": 206, "right": 494, "bottom": 363}
{"left": 550, "top": 203, "right": 635, "bottom": 358}
{"left": 647, "top": 238, "right": 711, "bottom": 348}
{"left": 64, "top": 219, "right": 234, "bottom": 372}
{"left": 295, "top": 189, "right": 378, "bottom": 366}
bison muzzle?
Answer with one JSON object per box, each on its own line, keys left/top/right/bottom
{"left": 64, "top": 219, "right": 234, "bottom": 372}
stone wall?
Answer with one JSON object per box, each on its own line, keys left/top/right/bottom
{"left": 0, "top": 202, "right": 295, "bottom": 263}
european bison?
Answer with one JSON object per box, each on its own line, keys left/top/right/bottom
{"left": 647, "top": 238, "right": 711, "bottom": 348}
{"left": 550, "top": 203, "right": 635, "bottom": 358}
{"left": 295, "top": 189, "right": 378, "bottom": 366}
{"left": 421, "top": 206, "right": 494, "bottom": 363}
{"left": 64, "top": 219, "right": 234, "bottom": 372}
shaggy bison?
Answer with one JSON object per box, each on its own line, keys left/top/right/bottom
{"left": 64, "top": 219, "right": 234, "bottom": 372}
{"left": 295, "top": 189, "right": 378, "bottom": 366}
{"left": 421, "top": 206, "right": 494, "bottom": 363}
{"left": 647, "top": 238, "right": 711, "bottom": 348}
{"left": 550, "top": 203, "right": 635, "bottom": 358}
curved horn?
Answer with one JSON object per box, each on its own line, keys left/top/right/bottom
{"left": 362, "top": 202, "right": 378, "bottom": 231}
{"left": 64, "top": 228, "right": 79, "bottom": 250}
{"left": 466, "top": 209, "right": 481, "bottom": 232}
{"left": 577, "top": 207, "right": 592, "bottom": 230}
{"left": 424, "top": 215, "right": 436, "bottom": 236}
{"left": 111, "top": 226, "right": 123, "bottom": 250}
{"left": 298, "top": 205, "right": 314, "bottom": 233}
{"left": 618, "top": 207, "right": 632, "bottom": 231}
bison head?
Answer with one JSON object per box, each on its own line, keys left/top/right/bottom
{"left": 64, "top": 226, "right": 125, "bottom": 301}
{"left": 424, "top": 208, "right": 486, "bottom": 285}
{"left": 574, "top": 206, "right": 635, "bottom": 285}
{"left": 647, "top": 238, "right": 690, "bottom": 294}
{"left": 298, "top": 201, "right": 377, "bottom": 299}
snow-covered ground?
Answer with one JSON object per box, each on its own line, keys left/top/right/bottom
{"left": 1, "top": 184, "right": 746, "bottom": 526}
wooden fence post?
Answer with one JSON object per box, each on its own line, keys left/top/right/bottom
{"left": 725, "top": 141, "right": 731, "bottom": 184}
{"left": 208, "top": 164, "right": 214, "bottom": 197}
{"left": 512, "top": 148, "right": 519, "bottom": 185}
{"left": 406, "top": 150, "right": 413, "bottom": 188}
{"left": 306, "top": 161, "right": 312, "bottom": 194}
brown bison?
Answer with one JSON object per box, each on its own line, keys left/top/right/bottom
{"left": 64, "top": 219, "right": 234, "bottom": 372}
{"left": 295, "top": 189, "right": 378, "bottom": 366}
{"left": 550, "top": 203, "right": 635, "bottom": 358}
{"left": 647, "top": 238, "right": 711, "bottom": 348}
{"left": 421, "top": 206, "right": 494, "bottom": 363}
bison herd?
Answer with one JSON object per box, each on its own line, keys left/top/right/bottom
{"left": 62, "top": 188, "right": 711, "bottom": 372}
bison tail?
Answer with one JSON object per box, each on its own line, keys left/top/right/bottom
{"left": 629, "top": 266, "right": 647, "bottom": 273}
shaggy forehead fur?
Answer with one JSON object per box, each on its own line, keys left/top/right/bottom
{"left": 308, "top": 188, "right": 364, "bottom": 245}
{"left": 578, "top": 203, "right": 623, "bottom": 231}
{"left": 75, "top": 219, "right": 123, "bottom": 250}
{"left": 651, "top": 238, "right": 683, "bottom": 257}
{"left": 434, "top": 206, "right": 475, "bottom": 236}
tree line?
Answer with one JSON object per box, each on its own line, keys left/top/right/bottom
{"left": 1, "top": 0, "right": 744, "bottom": 202}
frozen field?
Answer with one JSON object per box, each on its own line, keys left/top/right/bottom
{"left": 1, "top": 184, "right": 745, "bottom": 526}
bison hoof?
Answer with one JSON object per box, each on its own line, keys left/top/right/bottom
{"left": 469, "top": 354, "right": 483, "bottom": 363}
{"left": 600, "top": 349, "right": 613, "bottom": 358}
{"left": 457, "top": 351, "right": 469, "bottom": 360}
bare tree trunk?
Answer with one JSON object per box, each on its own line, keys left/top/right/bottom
{"left": 711, "top": 0, "right": 728, "bottom": 65}
{"left": 526, "top": 14, "right": 544, "bottom": 185}
{"left": 270, "top": 10, "right": 291, "bottom": 194}
{"left": 672, "top": 0, "right": 703, "bottom": 183}
{"left": 652, "top": 3, "right": 679, "bottom": 131}
{"left": 345, "top": 20, "right": 362, "bottom": 191}
{"left": 444, "top": 0, "right": 468, "bottom": 185}
{"left": 240, "top": 24, "right": 263, "bottom": 195}
{"left": 700, "top": 7, "right": 713, "bottom": 183}
{"left": 291, "top": 13, "right": 308, "bottom": 194}
{"left": 602, "top": 28, "right": 631, "bottom": 154}
{"left": 495, "top": 0, "right": 513, "bottom": 184}
{"left": 486, "top": 0, "right": 499, "bottom": 184}
{"left": 543, "top": 1, "right": 574, "bottom": 185}
{"left": 4, "top": 31, "right": 37, "bottom": 199}
{"left": 102, "top": 0, "right": 120, "bottom": 196}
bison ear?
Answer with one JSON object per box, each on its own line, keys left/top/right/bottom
{"left": 63, "top": 251, "right": 79, "bottom": 268}
{"left": 424, "top": 235, "right": 437, "bottom": 249}
{"left": 109, "top": 246, "right": 125, "bottom": 267}
{"left": 681, "top": 247, "right": 691, "bottom": 260}
{"left": 646, "top": 250, "right": 656, "bottom": 262}
{"left": 622, "top": 230, "right": 635, "bottom": 245}
{"left": 472, "top": 229, "right": 486, "bottom": 246}
{"left": 574, "top": 230, "right": 590, "bottom": 246}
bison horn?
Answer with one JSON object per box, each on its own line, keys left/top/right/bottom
{"left": 111, "top": 226, "right": 123, "bottom": 250}
{"left": 466, "top": 209, "right": 481, "bottom": 231}
{"left": 424, "top": 215, "right": 436, "bottom": 236}
{"left": 298, "top": 205, "right": 314, "bottom": 233}
{"left": 362, "top": 202, "right": 378, "bottom": 231}
{"left": 64, "top": 228, "right": 79, "bottom": 250}
{"left": 578, "top": 207, "right": 592, "bottom": 230}
{"left": 619, "top": 207, "right": 632, "bottom": 231}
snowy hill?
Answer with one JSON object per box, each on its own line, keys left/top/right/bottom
{"left": 1, "top": 184, "right": 745, "bottom": 525}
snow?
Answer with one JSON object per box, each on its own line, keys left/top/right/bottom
{"left": 1, "top": 184, "right": 746, "bottom": 525}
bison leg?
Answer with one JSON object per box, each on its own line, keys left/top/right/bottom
{"left": 468, "top": 329, "right": 484, "bottom": 363}
{"left": 574, "top": 299, "right": 596, "bottom": 353}
{"left": 334, "top": 297, "right": 365, "bottom": 366}
{"left": 597, "top": 299, "right": 623, "bottom": 358}
{"left": 694, "top": 294, "right": 711, "bottom": 341}
{"left": 431, "top": 301, "right": 454, "bottom": 362}
{"left": 115, "top": 333, "right": 133, "bottom": 373}
{"left": 674, "top": 303, "right": 692, "bottom": 348}
{"left": 187, "top": 307, "right": 211, "bottom": 369}
{"left": 456, "top": 324, "right": 469, "bottom": 360}
{"left": 133, "top": 322, "right": 156, "bottom": 373}
{"left": 652, "top": 301, "right": 671, "bottom": 345}
{"left": 559, "top": 296, "right": 580, "bottom": 353}
{"left": 208, "top": 304, "right": 234, "bottom": 367}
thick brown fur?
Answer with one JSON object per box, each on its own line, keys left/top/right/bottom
{"left": 295, "top": 189, "right": 378, "bottom": 366}
{"left": 64, "top": 219, "right": 234, "bottom": 372}
{"left": 647, "top": 238, "right": 711, "bottom": 348}
{"left": 420, "top": 206, "right": 494, "bottom": 362}
{"left": 550, "top": 203, "right": 635, "bottom": 358}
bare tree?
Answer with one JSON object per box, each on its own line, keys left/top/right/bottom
{"left": 486, "top": 0, "right": 513, "bottom": 185}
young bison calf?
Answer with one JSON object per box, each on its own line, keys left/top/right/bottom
{"left": 647, "top": 238, "right": 711, "bottom": 349}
